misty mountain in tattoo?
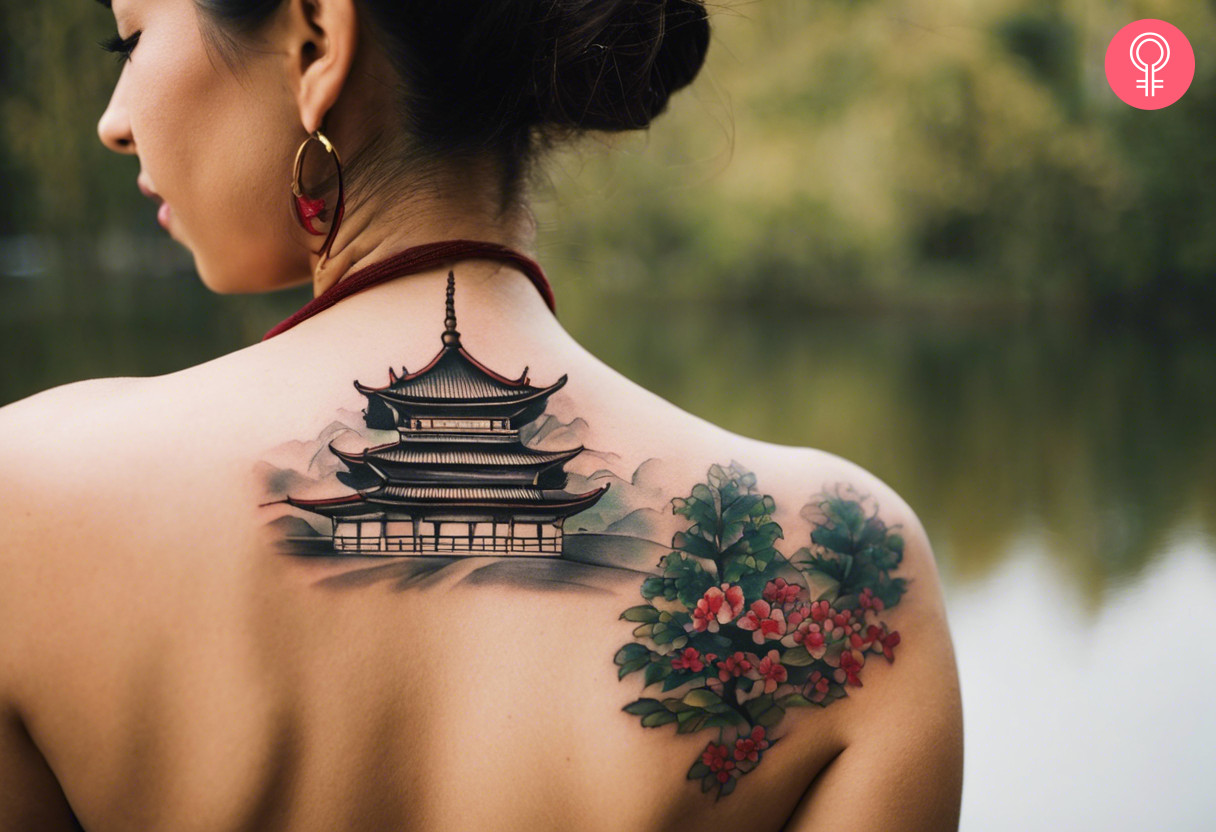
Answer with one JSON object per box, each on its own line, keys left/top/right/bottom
{"left": 615, "top": 463, "right": 909, "bottom": 800}
{"left": 259, "top": 271, "right": 610, "bottom": 557}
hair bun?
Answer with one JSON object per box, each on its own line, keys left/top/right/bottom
{"left": 532, "top": 0, "right": 711, "bottom": 133}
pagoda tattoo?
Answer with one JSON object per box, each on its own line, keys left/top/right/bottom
{"left": 263, "top": 271, "right": 609, "bottom": 556}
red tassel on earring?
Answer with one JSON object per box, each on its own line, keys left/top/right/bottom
{"left": 295, "top": 193, "right": 327, "bottom": 235}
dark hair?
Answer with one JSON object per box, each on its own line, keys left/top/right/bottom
{"left": 192, "top": 0, "right": 712, "bottom": 218}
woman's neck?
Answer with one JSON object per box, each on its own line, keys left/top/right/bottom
{"left": 308, "top": 165, "right": 535, "bottom": 300}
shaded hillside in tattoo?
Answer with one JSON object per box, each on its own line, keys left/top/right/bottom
{"left": 614, "top": 462, "right": 908, "bottom": 799}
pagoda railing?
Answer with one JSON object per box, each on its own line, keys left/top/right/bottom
{"left": 332, "top": 533, "right": 561, "bottom": 554}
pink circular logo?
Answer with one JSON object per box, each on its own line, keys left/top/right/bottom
{"left": 1105, "top": 20, "right": 1194, "bottom": 109}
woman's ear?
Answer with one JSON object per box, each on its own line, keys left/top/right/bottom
{"left": 282, "top": 0, "right": 358, "bottom": 133}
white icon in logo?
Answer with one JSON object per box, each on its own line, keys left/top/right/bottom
{"left": 1130, "top": 32, "right": 1170, "bottom": 97}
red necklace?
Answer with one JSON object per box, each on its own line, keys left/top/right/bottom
{"left": 261, "top": 239, "right": 557, "bottom": 341}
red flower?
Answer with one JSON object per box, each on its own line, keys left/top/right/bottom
{"left": 763, "top": 578, "right": 802, "bottom": 609}
{"left": 784, "top": 619, "right": 827, "bottom": 659}
{"left": 810, "top": 600, "right": 831, "bottom": 622}
{"left": 839, "top": 649, "right": 865, "bottom": 686}
{"left": 824, "top": 608, "right": 852, "bottom": 640}
{"left": 671, "top": 647, "right": 704, "bottom": 673}
{"left": 858, "top": 587, "right": 885, "bottom": 614}
{"left": 736, "top": 600, "right": 788, "bottom": 644}
{"left": 691, "top": 584, "right": 745, "bottom": 633}
{"left": 748, "top": 649, "right": 788, "bottom": 694}
{"left": 878, "top": 630, "right": 900, "bottom": 661}
{"left": 805, "top": 671, "right": 830, "bottom": 703}
{"left": 848, "top": 625, "right": 901, "bottom": 661}
{"left": 733, "top": 725, "right": 771, "bottom": 762}
{"left": 785, "top": 602, "right": 811, "bottom": 629}
{"left": 716, "top": 651, "right": 755, "bottom": 682}
{"left": 702, "top": 742, "right": 737, "bottom": 782}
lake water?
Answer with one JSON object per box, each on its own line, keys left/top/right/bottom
{"left": 2, "top": 253, "right": 1214, "bottom": 830}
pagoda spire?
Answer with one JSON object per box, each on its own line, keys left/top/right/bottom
{"left": 442, "top": 270, "right": 461, "bottom": 349}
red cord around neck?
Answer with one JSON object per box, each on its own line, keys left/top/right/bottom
{"left": 261, "top": 239, "right": 556, "bottom": 341}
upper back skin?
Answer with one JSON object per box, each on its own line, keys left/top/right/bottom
{"left": 0, "top": 264, "right": 963, "bottom": 832}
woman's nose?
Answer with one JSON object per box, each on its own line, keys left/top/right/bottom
{"left": 97, "top": 97, "right": 136, "bottom": 155}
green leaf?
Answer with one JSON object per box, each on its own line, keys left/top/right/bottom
{"left": 777, "top": 693, "right": 817, "bottom": 708}
{"left": 662, "top": 673, "right": 692, "bottom": 692}
{"left": 687, "top": 761, "right": 711, "bottom": 779}
{"left": 682, "top": 689, "right": 724, "bottom": 708}
{"left": 781, "top": 645, "right": 816, "bottom": 666}
{"left": 886, "top": 533, "right": 905, "bottom": 559}
{"left": 676, "top": 713, "right": 710, "bottom": 734}
{"left": 674, "top": 530, "right": 719, "bottom": 561}
{"left": 640, "top": 576, "right": 665, "bottom": 600}
{"left": 744, "top": 694, "right": 771, "bottom": 719}
{"left": 744, "top": 693, "right": 787, "bottom": 728}
{"left": 722, "top": 559, "right": 750, "bottom": 582}
{"left": 644, "top": 661, "right": 673, "bottom": 687}
{"left": 756, "top": 703, "right": 785, "bottom": 728}
{"left": 641, "top": 710, "right": 678, "bottom": 727}
{"left": 632, "top": 623, "right": 654, "bottom": 639}
{"left": 705, "top": 710, "right": 747, "bottom": 727}
{"left": 621, "top": 605, "right": 660, "bottom": 623}
{"left": 623, "top": 698, "right": 665, "bottom": 716}
{"left": 652, "top": 623, "right": 683, "bottom": 645}
{"left": 835, "top": 593, "right": 859, "bottom": 612}
{"left": 812, "top": 525, "right": 855, "bottom": 556}
{"left": 614, "top": 643, "right": 648, "bottom": 665}
{"left": 618, "top": 656, "right": 649, "bottom": 679}
{"left": 719, "top": 776, "right": 738, "bottom": 797}
{"left": 722, "top": 494, "right": 762, "bottom": 526}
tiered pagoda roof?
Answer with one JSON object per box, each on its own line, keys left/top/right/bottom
{"left": 278, "top": 270, "right": 609, "bottom": 527}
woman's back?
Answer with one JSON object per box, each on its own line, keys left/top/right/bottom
{"left": 0, "top": 264, "right": 961, "bottom": 831}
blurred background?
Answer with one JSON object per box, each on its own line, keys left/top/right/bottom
{"left": 1, "top": 0, "right": 1213, "bottom": 828}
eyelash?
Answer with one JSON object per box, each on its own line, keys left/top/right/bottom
{"left": 99, "top": 31, "right": 140, "bottom": 64}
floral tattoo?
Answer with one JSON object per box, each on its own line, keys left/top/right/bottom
{"left": 614, "top": 461, "right": 908, "bottom": 799}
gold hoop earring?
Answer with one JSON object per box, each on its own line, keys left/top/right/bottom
{"left": 290, "top": 125, "right": 345, "bottom": 266}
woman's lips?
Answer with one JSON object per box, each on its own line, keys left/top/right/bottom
{"left": 157, "top": 201, "right": 172, "bottom": 228}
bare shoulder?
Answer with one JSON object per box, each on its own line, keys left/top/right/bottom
{"left": 0, "top": 377, "right": 157, "bottom": 830}
{"left": 0, "top": 376, "right": 165, "bottom": 507}
{"left": 0, "top": 375, "right": 187, "bottom": 654}
{"left": 0, "top": 374, "right": 147, "bottom": 495}
{"left": 752, "top": 442, "right": 963, "bottom": 831}
{"left": 0, "top": 376, "right": 148, "bottom": 608}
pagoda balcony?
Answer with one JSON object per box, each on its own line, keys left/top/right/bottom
{"left": 331, "top": 531, "right": 562, "bottom": 556}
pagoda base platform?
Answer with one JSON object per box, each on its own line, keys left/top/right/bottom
{"left": 332, "top": 534, "right": 562, "bottom": 557}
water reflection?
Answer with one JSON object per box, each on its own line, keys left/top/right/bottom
{"left": 3, "top": 262, "right": 1214, "bottom": 603}
{"left": 950, "top": 534, "right": 1216, "bottom": 830}
{"left": 561, "top": 295, "right": 1216, "bottom": 604}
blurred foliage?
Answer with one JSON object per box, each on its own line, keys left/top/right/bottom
{"left": 0, "top": 0, "right": 135, "bottom": 230}
{"left": 1, "top": 0, "right": 1212, "bottom": 313}
{"left": 533, "top": 0, "right": 1215, "bottom": 315}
